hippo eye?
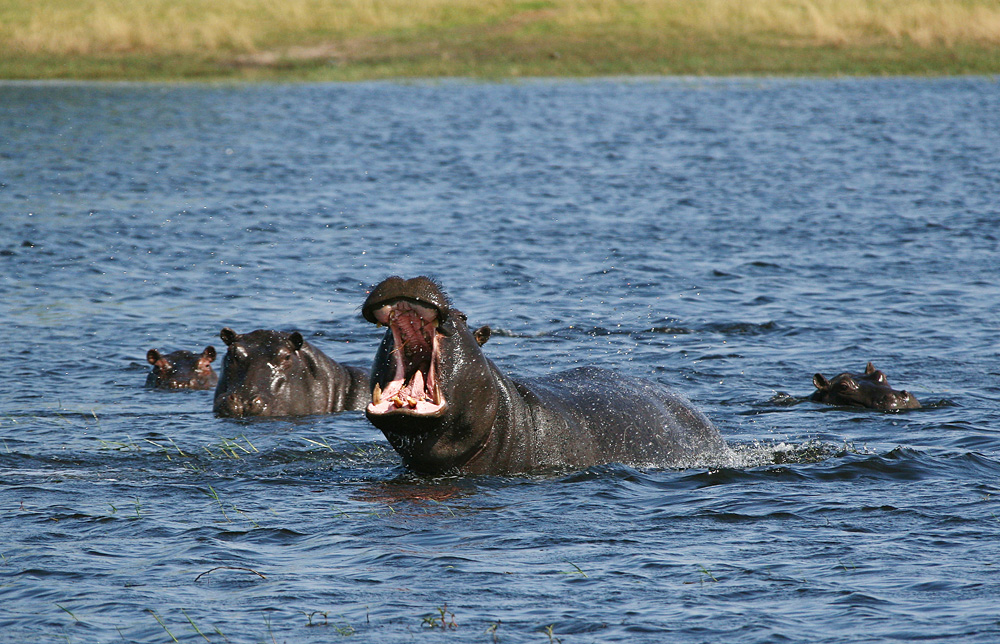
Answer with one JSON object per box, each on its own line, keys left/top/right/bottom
{"left": 836, "top": 380, "right": 858, "bottom": 392}
{"left": 874, "top": 372, "right": 887, "bottom": 383}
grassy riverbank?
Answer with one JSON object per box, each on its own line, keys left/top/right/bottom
{"left": 2, "top": 0, "right": 999, "bottom": 81}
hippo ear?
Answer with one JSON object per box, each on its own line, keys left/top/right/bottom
{"left": 203, "top": 346, "right": 217, "bottom": 362}
{"left": 813, "top": 373, "right": 830, "bottom": 390}
{"left": 220, "top": 328, "right": 238, "bottom": 346}
{"left": 289, "top": 332, "right": 305, "bottom": 351}
{"left": 147, "top": 349, "right": 162, "bottom": 365}
{"left": 474, "top": 325, "right": 491, "bottom": 346}
{"left": 865, "top": 362, "right": 877, "bottom": 375}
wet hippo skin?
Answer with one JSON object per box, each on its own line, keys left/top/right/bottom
{"left": 213, "top": 328, "right": 368, "bottom": 417}
{"left": 810, "top": 362, "right": 920, "bottom": 410}
{"left": 146, "top": 346, "right": 218, "bottom": 390}
{"left": 361, "top": 276, "right": 729, "bottom": 475}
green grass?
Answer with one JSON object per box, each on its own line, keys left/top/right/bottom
{"left": 4, "top": 41, "right": 994, "bottom": 82}
{"left": 1, "top": 0, "right": 999, "bottom": 80}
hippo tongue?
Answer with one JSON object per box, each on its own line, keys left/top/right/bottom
{"left": 409, "top": 369, "right": 425, "bottom": 400}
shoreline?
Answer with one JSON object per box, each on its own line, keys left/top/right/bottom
{"left": 1, "top": 73, "right": 998, "bottom": 87}
{"left": 3, "top": 53, "right": 996, "bottom": 83}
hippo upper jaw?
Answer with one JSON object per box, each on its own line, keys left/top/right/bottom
{"left": 362, "top": 276, "right": 451, "bottom": 323}
{"left": 366, "top": 298, "right": 448, "bottom": 419}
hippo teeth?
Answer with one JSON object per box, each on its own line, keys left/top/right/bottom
{"left": 366, "top": 300, "right": 447, "bottom": 418}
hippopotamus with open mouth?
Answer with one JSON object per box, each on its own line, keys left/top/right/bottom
{"left": 361, "top": 276, "right": 729, "bottom": 475}
{"left": 810, "top": 362, "right": 920, "bottom": 410}
{"left": 213, "top": 328, "right": 369, "bottom": 417}
{"left": 145, "top": 346, "right": 218, "bottom": 390}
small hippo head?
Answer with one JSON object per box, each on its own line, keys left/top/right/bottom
{"left": 810, "top": 362, "right": 920, "bottom": 410}
{"left": 362, "top": 276, "right": 497, "bottom": 470}
{"left": 145, "top": 346, "right": 218, "bottom": 390}
{"left": 213, "top": 327, "right": 327, "bottom": 418}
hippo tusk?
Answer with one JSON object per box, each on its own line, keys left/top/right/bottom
{"left": 373, "top": 383, "right": 382, "bottom": 404}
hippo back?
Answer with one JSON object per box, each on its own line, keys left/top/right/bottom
{"left": 511, "top": 367, "right": 727, "bottom": 470}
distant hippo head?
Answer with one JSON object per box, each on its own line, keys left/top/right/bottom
{"left": 810, "top": 362, "right": 920, "bottom": 410}
{"left": 145, "top": 346, "right": 218, "bottom": 391}
{"left": 362, "top": 276, "right": 497, "bottom": 444}
{"left": 213, "top": 327, "right": 349, "bottom": 418}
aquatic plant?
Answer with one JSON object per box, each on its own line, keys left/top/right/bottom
{"left": 148, "top": 609, "right": 179, "bottom": 642}
{"left": 421, "top": 603, "right": 458, "bottom": 630}
{"left": 181, "top": 609, "right": 211, "bottom": 642}
{"left": 204, "top": 486, "right": 259, "bottom": 527}
{"left": 559, "top": 561, "right": 588, "bottom": 577}
{"left": 55, "top": 603, "right": 80, "bottom": 623}
{"left": 193, "top": 566, "right": 267, "bottom": 582}
{"left": 301, "top": 610, "right": 329, "bottom": 627}
{"left": 299, "top": 609, "right": 355, "bottom": 634}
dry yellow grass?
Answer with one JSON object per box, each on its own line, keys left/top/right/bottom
{"left": 1, "top": 0, "right": 998, "bottom": 79}
{"left": 3, "top": 0, "right": 495, "bottom": 54}
{"left": 4, "top": 0, "right": 1000, "bottom": 55}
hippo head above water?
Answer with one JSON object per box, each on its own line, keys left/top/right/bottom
{"left": 362, "top": 276, "right": 487, "bottom": 428}
{"left": 810, "top": 362, "right": 920, "bottom": 410}
{"left": 145, "top": 346, "right": 218, "bottom": 390}
{"left": 362, "top": 278, "right": 493, "bottom": 428}
{"left": 213, "top": 327, "right": 368, "bottom": 418}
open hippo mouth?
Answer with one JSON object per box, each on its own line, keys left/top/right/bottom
{"left": 366, "top": 297, "right": 446, "bottom": 417}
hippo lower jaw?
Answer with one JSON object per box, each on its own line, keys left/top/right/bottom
{"left": 366, "top": 299, "right": 447, "bottom": 418}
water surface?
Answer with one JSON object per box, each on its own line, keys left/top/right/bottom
{"left": 1, "top": 77, "right": 999, "bottom": 643}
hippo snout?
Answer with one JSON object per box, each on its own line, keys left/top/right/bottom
{"left": 215, "top": 393, "right": 266, "bottom": 418}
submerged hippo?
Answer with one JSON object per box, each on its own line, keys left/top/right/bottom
{"left": 810, "top": 362, "right": 920, "bottom": 410}
{"left": 361, "top": 276, "right": 729, "bottom": 475}
{"left": 145, "top": 346, "right": 218, "bottom": 390}
{"left": 213, "top": 328, "right": 369, "bottom": 418}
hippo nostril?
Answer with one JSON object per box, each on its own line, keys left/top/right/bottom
{"left": 222, "top": 394, "right": 245, "bottom": 417}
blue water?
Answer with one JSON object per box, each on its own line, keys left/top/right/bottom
{"left": 1, "top": 77, "right": 999, "bottom": 643}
